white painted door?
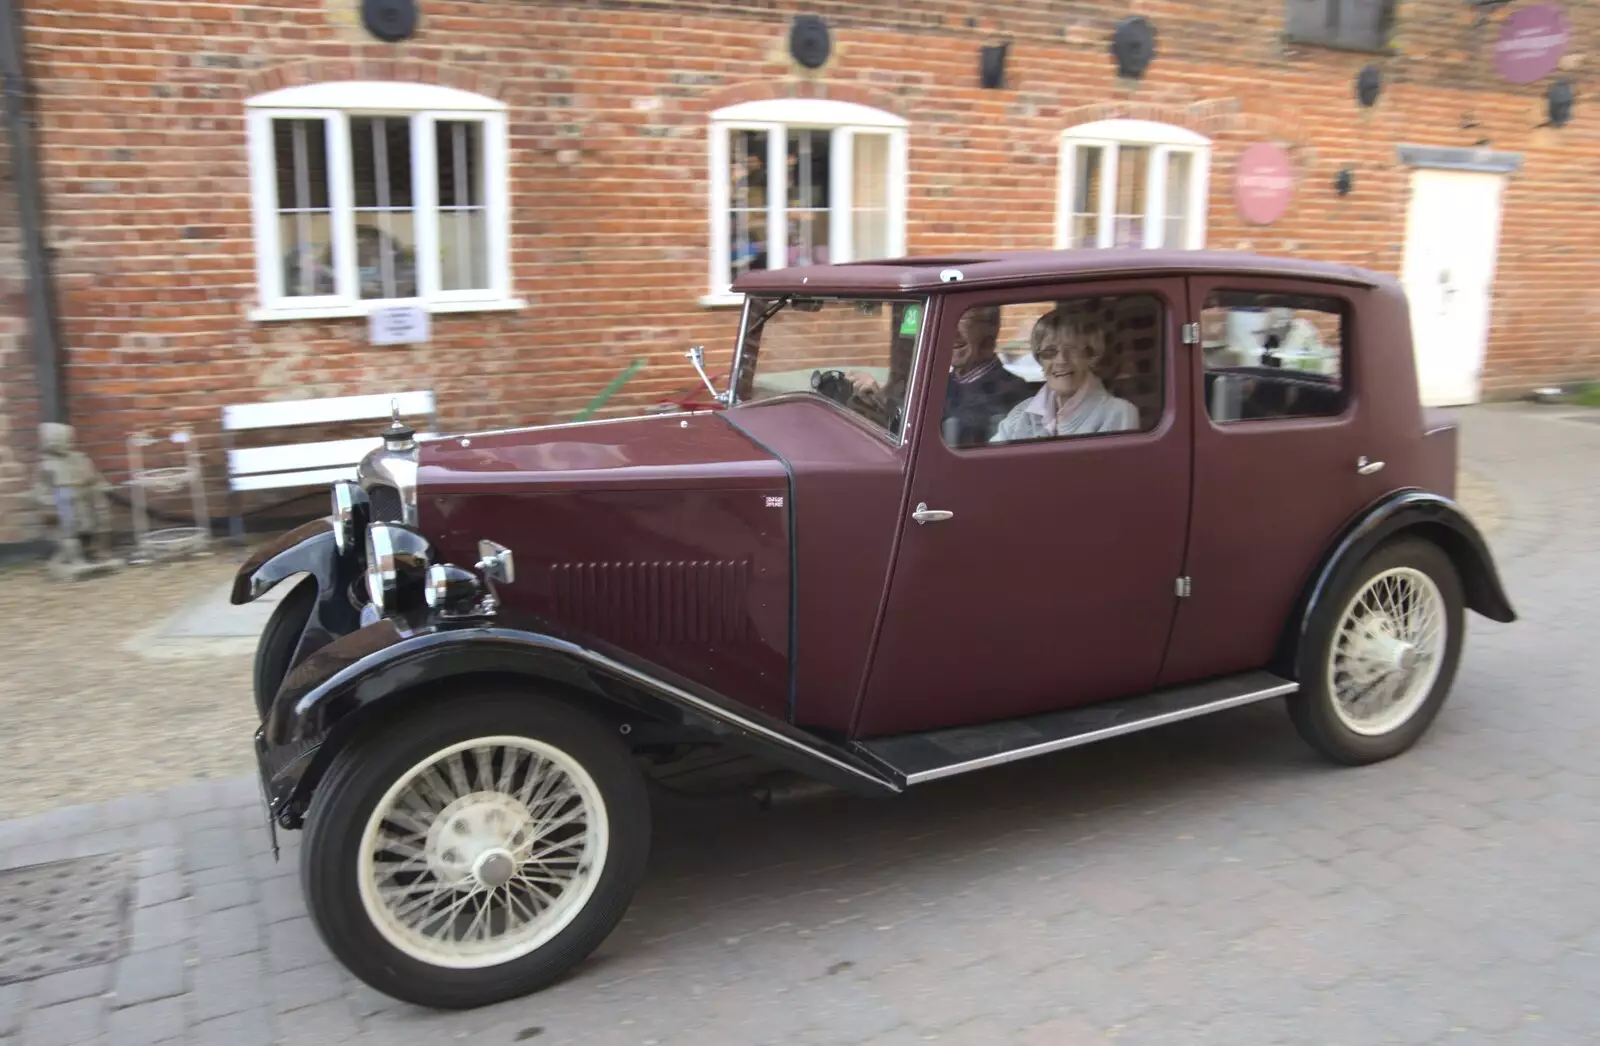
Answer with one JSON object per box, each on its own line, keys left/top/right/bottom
{"left": 1400, "top": 169, "right": 1506, "bottom": 407}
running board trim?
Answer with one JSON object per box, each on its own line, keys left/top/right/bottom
{"left": 856, "top": 671, "right": 1298, "bottom": 786}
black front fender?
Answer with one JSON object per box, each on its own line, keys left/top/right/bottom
{"left": 258, "top": 618, "right": 899, "bottom": 828}
{"left": 232, "top": 517, "right": 366, "bottom": 681}
{"left": 1277, "top": 489, "right": 1516, "bottom": 676}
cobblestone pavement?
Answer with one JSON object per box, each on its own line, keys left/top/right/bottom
{"left": 2, "top": 404, "right": 1597, "bottom": 1046}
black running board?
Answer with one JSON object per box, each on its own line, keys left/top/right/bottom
{"left": 853, "top": 671, "right": 1298, "bottom": 786}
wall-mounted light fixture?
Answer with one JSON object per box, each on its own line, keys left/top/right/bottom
{"left": 1335, "top": 168, "right": 1354, "bottom": 195}
{"left": 979, "top": 42, "right": 1010, "bottom": 89}
{"left": 789, "top": 14, "right": 831, "bottom": 69}
{"left": 1356, "top": 64, "right": 1382, "bottom": 107}
{"left": 362, "top": 0, "right": 418, "bottom": 42}
{"left": 1546, "top": 78, "right": 1575, "bottom": 128}
{"left": 1110, "top": 17, "right": 1156, "bottom": 80}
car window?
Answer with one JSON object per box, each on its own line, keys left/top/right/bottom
{"left": 1201, "top": 291, "right": 1348, "bottom": 423}
{"left": 734, "top": 297, "right": 925, "bottom": 439}
{"left": 941, "top": 294, "right": 1165, "bottom": 449}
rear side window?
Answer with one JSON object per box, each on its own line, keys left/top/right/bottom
{"left": 1200, "top": 290, "right": 1348, "bottom": 423}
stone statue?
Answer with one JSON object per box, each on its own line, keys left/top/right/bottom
{"left": 34, "top": 422, "right": 120, "bottom": 579}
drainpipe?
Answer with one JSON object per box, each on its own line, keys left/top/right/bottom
{"left": 0, "top": 0, "right": 64, "bottom": 424}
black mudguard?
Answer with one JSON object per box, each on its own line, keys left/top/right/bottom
{"left": 256, "top": 617, "right": 899, "bottom": 828}
{"left": 231, "top": 517, "right": 367, "bottom": 680}
{"left": 1276, "top": 489, "right": 1516, "bottom": 677}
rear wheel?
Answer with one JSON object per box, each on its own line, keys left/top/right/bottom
{"left": 299, "top": 689, "right": 651, "bottom": 1009}
{"left": 1288, "top": 537, "right": 1464, "bottom": 765}
{"left": 252, "top": 576, "right": 316, "bottom": 719}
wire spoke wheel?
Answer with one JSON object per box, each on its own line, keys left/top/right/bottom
{"left": 356, "top": 736, "right": 609, "bottom": 969}
{"left": 1327, "top": 566, "right": 1447, "bottom": 737}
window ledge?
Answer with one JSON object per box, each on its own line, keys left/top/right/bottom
{"left": 1282, "top": 33, "right": 1396, "bottom": 55}
{"left": 698, "top": 292, "right": 746, "bottom": 309}
{"left": 248, "top": 298, "right": 528, "bottom": 323}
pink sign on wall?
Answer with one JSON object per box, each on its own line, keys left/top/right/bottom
{"left": 1234, "top": 143, "right": 1295, "bottom": 226}
{"left": 1493, "top": 5, "right": 1570, "bottom": 85}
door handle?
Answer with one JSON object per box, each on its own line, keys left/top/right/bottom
{"left": 911, "top": 502, "right": 953, "bottom": 524}
{"left": 1357, "top": 456, "right": 1385, "bottom": 475}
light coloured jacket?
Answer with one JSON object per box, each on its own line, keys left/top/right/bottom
{"left": 991, "top": 376, "right": 1139, "bottom": 442}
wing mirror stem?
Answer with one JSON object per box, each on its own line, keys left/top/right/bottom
{"left": 686, "top": 345, "right": 732, "bottom": 406}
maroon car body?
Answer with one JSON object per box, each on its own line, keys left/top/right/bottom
{"left": 234, "top": 249, "right": 1514, "bottom": 1010}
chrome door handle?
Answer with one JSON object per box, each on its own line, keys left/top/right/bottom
{"left": 911, "top": 502, "right": 953, "bottom": 524}
{"left": 1357, "top": 456, "right": 1385, "bottom": 475}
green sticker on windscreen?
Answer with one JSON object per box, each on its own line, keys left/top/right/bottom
{"left": 898, "top": 304, "right": 922, "bottom": 336}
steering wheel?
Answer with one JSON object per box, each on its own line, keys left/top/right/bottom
{"left": 810, "top": 368, "right": 855, "bottom": 406}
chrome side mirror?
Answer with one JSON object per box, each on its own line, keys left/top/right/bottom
{"left": 476, "top": 539, "right": 515, "bottom": 584}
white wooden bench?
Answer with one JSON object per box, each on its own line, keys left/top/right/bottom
{"left": 221, "top": 390, "right": 437, "bottom": 539}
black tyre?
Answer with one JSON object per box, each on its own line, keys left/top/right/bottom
{"left": 299, "top": 688, "right": 651, "bottom": 1010}
{"left": 252, "top": 576, "right": 317, "bottom": 720}
{"left": 1288, "top": 537, "right": 1465, "bottom": 765}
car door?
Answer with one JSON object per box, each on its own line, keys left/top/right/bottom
{"left": 1158, "top": 275, "right": 1372, "bottom": 686}
{"left": 853, "top": 279, "right": 1193, "bottom": 738}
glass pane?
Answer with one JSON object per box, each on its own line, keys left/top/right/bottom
{"left": 436, "top": 121, "right": 489, "bottom": 291}
{"left": 786, "top": 129, "right": 831, "bottom": 209}
{"left": 729, "top": 130, "right": 769, "bottom": 277}
{"left": 351, "top": 117, "right": 413, "bottom": 209}
{"left": 852, "top": 134, "right": 890, "bottom": 260}
{"left": 273, "top": 119, "right": 329, "bottom": 211}
{"left": 1164, "top": 151, "right": 1192, "bottom": 249}
{"left": 439, "top": 209, "right": 488, "bottom": 291}
{"left": 1070, "top": 145, "right": 1102, "bottom": 248}
{"left": 272, "top": 118, "right": 332, "bottom": 298}
{"left": 734, "top": 296, "right": 922, "bottom": 438}
{"left": 1201, "top": 290, "right": 1346, "bottom": 423}
{"left": 787, "top": 211, "right": 830, "bottom": 267}
{"left": 355, "top": 216, "right": 418, "bottom": 300}
{"left": 277, "top": 213, "right": 333, "bottom": 297}
{"left": 1113, "top": 145, "right": 1149, "bottom": 248}
{"left": 436, "top": 121, "right": 481, "bottom": 208}
{"left": 351, "top": 116, "right": 416, "bottom": 300}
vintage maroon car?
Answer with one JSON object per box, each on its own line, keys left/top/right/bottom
{"left": 234, "top": 249, "right": 1514, "bottom": 1009}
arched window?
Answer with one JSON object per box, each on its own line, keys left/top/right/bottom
{"left": 1056, "top": 119, "right": 1211, "bottom": 251}
{"left": 706, "top": 98, "right": 909, "bottom": 303}
{"left": 246, "top": 81, "right": 516, "bottom": 320}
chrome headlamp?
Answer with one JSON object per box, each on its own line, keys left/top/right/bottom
{"left": 363, "top": 522, "right": 431, "bottom": 614}
{"left": 330, "top": 481, "right": 370, "bottom": 554}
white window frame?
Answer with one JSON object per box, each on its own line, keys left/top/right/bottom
{"left": 245, "top": 81, "right": 521, "bottom": 322}
{"left": 1055, "top": 119, "right": 1212, "bottom": 252}
{"left": 705, "top": 98, "right": 909, "bottom": 306}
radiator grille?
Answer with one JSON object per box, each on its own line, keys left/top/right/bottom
{"left": 550, "top": 560, "right": 751, "bottom": 646}
{"left": 368, "top": 484, "right": 403, "bottom": 523}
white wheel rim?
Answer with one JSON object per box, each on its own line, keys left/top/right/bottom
{"left": 1327, "top": 566, "right": 1447, "bottom": 737}
{"left": 356, "top": 735, "right": 609, "bottom": 969}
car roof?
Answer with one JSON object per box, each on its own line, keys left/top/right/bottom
{"left": 730, "top": 248, "right": 1389, "bottom": 297}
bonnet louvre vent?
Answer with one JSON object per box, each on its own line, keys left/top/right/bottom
{"left": 550, "top": 561, "right": 751, "bottom": 645}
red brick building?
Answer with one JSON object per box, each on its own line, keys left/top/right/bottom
{"left": 0, "top": 0, "right": 1596, "bottom": 546}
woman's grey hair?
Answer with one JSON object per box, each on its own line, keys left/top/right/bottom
{"left": 1031, "top": 302, "right": 1108, "bottom": 363}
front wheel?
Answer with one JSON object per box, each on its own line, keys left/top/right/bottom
{"left": 299, "top": 690, "right": 651, "bottom": 1009}
{"left": 1288, "top": 537, "right": 1465, "bottom": 765}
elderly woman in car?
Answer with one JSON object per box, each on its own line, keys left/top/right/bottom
{"left": 992, "top": 303, "right": 1140, "bottom": 442}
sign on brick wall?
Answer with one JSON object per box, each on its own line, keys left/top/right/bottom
{"left": 1493, "top": 5, "right": 1569, "bottom": 85}
{"left": 1234, "top": 143, "right": 1295, "bottom": 226}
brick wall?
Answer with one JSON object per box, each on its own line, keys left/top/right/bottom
{"left": 0, "top": 126, "right": 40, "bottom": 546}
{"left": 8, "top": 0, "right": 1599, "bottom": 532}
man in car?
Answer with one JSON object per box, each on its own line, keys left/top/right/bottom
{"left": 849, "top": 305, "right": 1032, "bottom": 445}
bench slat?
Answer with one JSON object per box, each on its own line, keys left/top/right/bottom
{"left": 227, "top": 436, "right": 384, "bottom": 477}
{"left": 229, "top": 466, "right": 363, "bottom": 493}
{"left": 222, "top": 390, "right": 435, "bottom": 432}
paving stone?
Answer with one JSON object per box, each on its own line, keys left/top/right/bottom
{"left": 134, "top": 870, "right": 186, "bottom": 909}
{"left": 265, "top": 962, "right": 344, "bottom": 1015}
{"left": 195, "top": 905, "right": 259, "bottom": 962}
{"left": 128, "top": 899, "right": 192, "bottom": 955}
{"left": 0, "top": 981, "right": 21, "bottom": 1038}
{"left": 110, "top": 944, "right": 188, "bottom": 1008}
{"left": 20, "top": 996, "right": 105, "bottom": 1046}
{"left": 28, "top": 963, "right": 111, "bottom": 1009}
{"left": 192, "top": 878, "right": 253, "bottom": 915}
{"left": 108, "top": 996, "right": 186, "bottom": 1046}
{"left": 191, "top": 953, "right": 266, "bottom": 1022}
{"left": 265, "top": 918, "right": 330, "bottom": 974}
{"left": 188, "top": 1008, "right": 274, "bottom": 1046}
{"left": 274, "top": 999, "right": 360, "bottom": 1044}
